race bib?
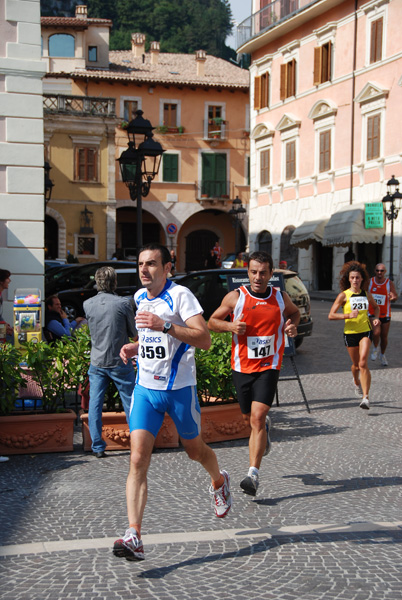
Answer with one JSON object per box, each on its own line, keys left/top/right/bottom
{"left": 372, "top": 293, "right": 385, "bottom": 306}
{"left": 139, "top": 331, "right": 168, "bottom": 361}
{"left": 350, "top": 296, "right": 369, "bottom": 311}
{"left": 247, "top": 335, "right": 274, "bottom": 359}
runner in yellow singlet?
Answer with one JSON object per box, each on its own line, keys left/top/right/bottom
{"left": 329, "top": 261, "right": 380, "bottom": 410}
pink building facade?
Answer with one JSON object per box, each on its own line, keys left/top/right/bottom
{"left": 238, "top": 0, "right": 402, "bottom": 291}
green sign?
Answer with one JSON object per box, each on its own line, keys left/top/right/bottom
{"left": 365, "top": 202, "right": 383, "bottom": 229}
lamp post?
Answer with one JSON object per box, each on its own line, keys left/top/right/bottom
{"left": 117, "top": 110, "right": 164, "bottom": 271}
{"left": 44, "top": 161, "right": 54, "bottom": 204}
{"left": 229, "top": 196, "right": 246, "bottom": 255}
{"left": 382, "top": 175, "right": 402, "bottom": 281}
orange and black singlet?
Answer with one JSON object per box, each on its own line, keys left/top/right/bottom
{"left": 231, "top": 285, "right": 285, "bottom": 374}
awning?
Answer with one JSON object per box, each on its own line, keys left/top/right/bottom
{"left": 323, "top": 203, "right": 385, "bottom": 247}
{"left": 291, "top": 219, "right": 328, "bottom": 249}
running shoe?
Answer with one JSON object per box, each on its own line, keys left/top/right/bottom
{"left": 359, "top": 397, "right": 370, "bottom": 410}
{"left": 210, "top": 470, "right": 232, "bottom": 518}
{"left": 240, "top": 474, "right": 259, "bottom": 496}
{"left": 354, "top": 383, "right": 363, "bottom": 398}
{"left": 263, "top": 414, "right": 272, "bottom": 456}
{"left": 370, "top": 346, "right": 379, "bottom": 361}
{"left": 380, "top": 353, "right": 388, "bottom": 366}
{"left": 113, "top": 527, "right": 145, "bottom": 561}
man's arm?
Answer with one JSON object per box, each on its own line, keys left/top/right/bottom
{"left": 134, "top": 311, "right": 211, "bottom": 350}
{"left": 208, "top": 291, "right": 246, "bottom": 335}
{"left": 282, "top": 291, "right": 300, "bottom": 337}
{"left": 390, "top": 280, "right": 398, "bottom": 302}
{"left": 46, "top": 318, "right": 73, "bottom": 338}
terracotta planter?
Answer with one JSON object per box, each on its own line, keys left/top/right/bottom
{"left": 80, "top": 411, "right": 180, "bottom": 451}
{"left": 200, "top": 403, "right": 250, "bottom": 443}
{"left": 0, "top": 409, "right": 77, "bottom": 455}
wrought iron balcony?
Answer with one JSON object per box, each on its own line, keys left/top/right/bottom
{"left": 43, "top": 94, "right": 116, "bottom": 117}
{"left": 197, "top": 180, "right": 230, "bottom": 200}
{"left": 204, "top": 119, "right": 228, "bottom": 140}
{"left": 236, "top": 0, "right": 317, "bottom": 48}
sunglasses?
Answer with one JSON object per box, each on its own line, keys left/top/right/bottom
{"left": 375, "top": 269, "right": 385, "bottom": 272}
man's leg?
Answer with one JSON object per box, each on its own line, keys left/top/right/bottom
{"left": 110, "top": 363, "right": 136, "bottom": 422}
{"left": 87, "top": 365, "right": 110, "bottom": 454}
{"left": 126, "top": 429, "right": 155, "bottom": 531}
{"left": 379, "top": 321, "right": 391, "bottom": 363}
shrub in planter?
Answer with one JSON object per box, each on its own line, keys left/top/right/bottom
{"left": 0, "top": 343, "right": 26, "bottom": 415}
{"left": 195, "top": 331, "right": 236, "bottom": 405}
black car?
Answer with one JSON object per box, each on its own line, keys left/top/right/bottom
{"left": 45, "top": 260, "right": 136, "bottom": 297}
{"left": 57, "top": 268, "right": 137, "bottom": 320}
{"left": 173, "top": 268, "right": 313, "bottom": 347}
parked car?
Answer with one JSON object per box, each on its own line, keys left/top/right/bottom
{"left": 45, "top": 259, "right": 67, "bottom": 272}
{"left": 173, "top": 268, "right": 313, "bottom": 347}
{"left": 221, "top": 253, "right": 236, "bottom": 269}
{"left": 57, "top": 268, "right": 137, "bottom": 320}
{"left": 45, "top": 260, "right": 136, "bottom": 297}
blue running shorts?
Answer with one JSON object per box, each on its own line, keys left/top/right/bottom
{"left": 129, "top": 384, "right": 201, "bottom": 440}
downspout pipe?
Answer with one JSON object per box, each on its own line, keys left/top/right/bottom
{"left": 349, "top": 0, "right": 358, "bottom": 205}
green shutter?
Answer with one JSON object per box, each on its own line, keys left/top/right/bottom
{"left": 201, "top": 153, "right": 227, "bottom": 196}
{"left": 163, "top": 154, "right": 178, "bottom": 182}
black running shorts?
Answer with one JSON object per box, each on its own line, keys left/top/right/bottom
{"left": 343, "top": 330, "right": 373, "bottom": 347}
{"left": 232, "top": 369, "right": 280, "bottom": 414}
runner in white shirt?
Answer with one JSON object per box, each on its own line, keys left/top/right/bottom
{"left": 113, "top": 244, "right": 231, "bottom": 562}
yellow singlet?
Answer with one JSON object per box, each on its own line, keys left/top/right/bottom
{"left": 343, "top": 288, "right": 371, "bottom": 334}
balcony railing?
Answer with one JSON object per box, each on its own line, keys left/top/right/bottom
{"left": 197, "top": 180, "right": 230, "bottom": 199}
{"left": 236, "top": 0, "right": 318, "bottom": 48}
{"left": 204, "top": 119, "right": 228, "bottom": 140}
{"left": 43, "top": 94, "right": 116, "bottom": 117}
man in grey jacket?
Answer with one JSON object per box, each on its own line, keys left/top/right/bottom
{"left": 84, "top": 266, "right": 136, "bottom": 458}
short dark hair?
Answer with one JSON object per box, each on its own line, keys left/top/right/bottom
{"left": 45, "top": 294, "right": 59, "bottom": 309}
{"left": 248, "top": 251, "right": 273, "bottom": 271}
{"left": 95, "top": 266, "right": 117, "bottom": 292}
{"left": 139, "top": 243, "right": 171, "bottom": 266}
{"left": 0, "top": 269, "right": 11, "bottom": 284}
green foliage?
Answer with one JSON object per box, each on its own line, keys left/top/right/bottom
{"left": 0, "top": 344, "right": 27, "bottom": 416}
{"left": 40, "top": 0, "right": 236, "bottom": 60}
{"left": 195, "top": 331, "right": 236, "bottom": 405}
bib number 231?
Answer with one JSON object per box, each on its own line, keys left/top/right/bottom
{"left": 247, "top": 335, "right": 274, "bottom": 359}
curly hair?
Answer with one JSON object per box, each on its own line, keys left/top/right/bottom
{"left": 95, "top": 266, "right": 117, "bottom": 293}
{"left": 339, "top": 261, "right": 369, "bottom": 291}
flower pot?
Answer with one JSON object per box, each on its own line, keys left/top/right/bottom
{"left": 0, "top": 409, "right": 77, "bottom": 455}
{"left": 80, "top": 411, "right": 179, "bottom": 451}
{"left": 200, "top": 403, "right": 250, "bottom": 443}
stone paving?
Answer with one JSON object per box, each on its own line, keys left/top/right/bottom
{"left": 0, "top": 300, "right": 401, "bottom": 600}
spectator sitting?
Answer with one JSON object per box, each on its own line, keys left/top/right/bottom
{"left": 45, "top": 295, "right": 86, "bottom": 341}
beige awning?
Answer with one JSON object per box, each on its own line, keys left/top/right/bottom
{"left": 323, "top": 203, "right": 385, "bottom": 247}
{"left": 291, "top": 219, "right": 328, "bottom": 249}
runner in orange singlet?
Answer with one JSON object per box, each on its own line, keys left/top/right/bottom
{"left": 368, "top": 263, "right": 398, "bottom": 366}
{"left": 208, "top": 251, "right": 300, "bottom": 496}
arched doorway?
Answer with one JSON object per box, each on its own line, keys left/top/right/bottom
{"left": 280, "top": 225, "right": 298, "bottom": 271}
{"left": 186, "top": 229, "right": 217, "bottom": 272}
{"left": 116, "top": 207, "right": 163, "bottom": 259}
{"left": 257, "top": 230, "right": 272, "bottom": 255}
{"left": 45, "top": 215, "right": 58, "bottom": 259}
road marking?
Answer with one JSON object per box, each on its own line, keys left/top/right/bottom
{"left": 1, "top": 521, "right": 401, "bottom": 557}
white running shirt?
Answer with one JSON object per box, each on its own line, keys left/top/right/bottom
{"left": 134, "top": 280, "right": 203, "bottom": 390}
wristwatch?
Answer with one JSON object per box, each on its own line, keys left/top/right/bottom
{"left": 163, "top": 322, "right": 172, "bottom": 334}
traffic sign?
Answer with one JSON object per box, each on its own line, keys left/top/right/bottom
{"left": 167, "top": 223, "right": 177, "bottom": 235}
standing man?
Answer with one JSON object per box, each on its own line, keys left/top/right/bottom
{"left": 368, "top": 263, "right": 398, "bottom": 366}
{"left": 84, "top": 267, "right": 136, "bottom": 458}
{"left": 208, "top": 251, "right": 300, "bottom": 497}
{"left": 113, "top": 243, "right": 231, "bottom": 561}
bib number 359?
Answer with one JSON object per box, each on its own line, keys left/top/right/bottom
{"left": 140, "top": 345, "right": 166, "bottom": 360}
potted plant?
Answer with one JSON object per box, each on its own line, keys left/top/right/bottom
{"left": 119, "top": 120, "right": 129, "bottom": 130}
{"left": 0, "top": 344, "right": 27, "bottom": 416}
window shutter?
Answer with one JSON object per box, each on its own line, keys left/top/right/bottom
{"left": 163, "top": 154, "right": 178, "bottom": 182}
{"left": 261, "top": 72, "right": 269, "bottom": 108}
{"left": 280, "top": 64, "right": 287, "bottom": 100}
{"left": 288, "top": 59, "right": 296, "bottom": 97}
{"left": 326, "top": 41, "right": 332, "bottom": 81}
{"left": 370, "top": 18, "right": 382, "bottom": 64}
{"left": 313, "top": 46, "right": 322, "bottom": 86}
{"left": 254, "top": 76, "right": 261, "bottom": 110}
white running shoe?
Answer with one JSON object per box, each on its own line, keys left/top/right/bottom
{"left": 354, "top": 383, "right": 363, "bottom": 398}
{"left": 359, "top": 397, "right": 370, "bottom": 410}
{"left": 210, "top": 470, "right": 232, "bottom": 518}
{"left": 113, "top": 527, "right": 145, "bottom": 561}
{"left": 380, "top": 353, "right": 388, "bottom": 366}
{"left": 370, "top": 346, "right": 379, "bottom": 361}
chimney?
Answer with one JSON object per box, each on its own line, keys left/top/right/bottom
{"left": 196, "top": 49, "right": 207, "bottom": 77}
{"left": 75, "top": 5, "right": 88, "bottom": 19}
{"left": 150, "top": 41, "right": 160, "bottom": 64}
{"left": 131, "top": 33, "right": 146, "bottom": 58}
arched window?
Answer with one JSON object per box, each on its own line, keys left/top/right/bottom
{"left": 280, "top": 225, "right": 298, "bottom": 271}
{"left": 257, "top": 230, "right": 272, "bottom": 255}
{"left": 48, "top": 34, "right": 75, "bottom": 57}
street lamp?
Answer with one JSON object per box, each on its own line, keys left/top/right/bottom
{"left": 382, "top": 175, "right": 402, "bottom": 281}
{"left": 117, "top": 110, "right": 164, "bottom": 265}
{"left": 44, "top": 161, "right": 54, "bottom": 204}
{"left": 229, "top": 195, "right": 246, "bottom": 255}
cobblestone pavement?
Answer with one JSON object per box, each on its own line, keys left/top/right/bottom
{"left": 1, "top": 301, "right": 401, "bottom": 600}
